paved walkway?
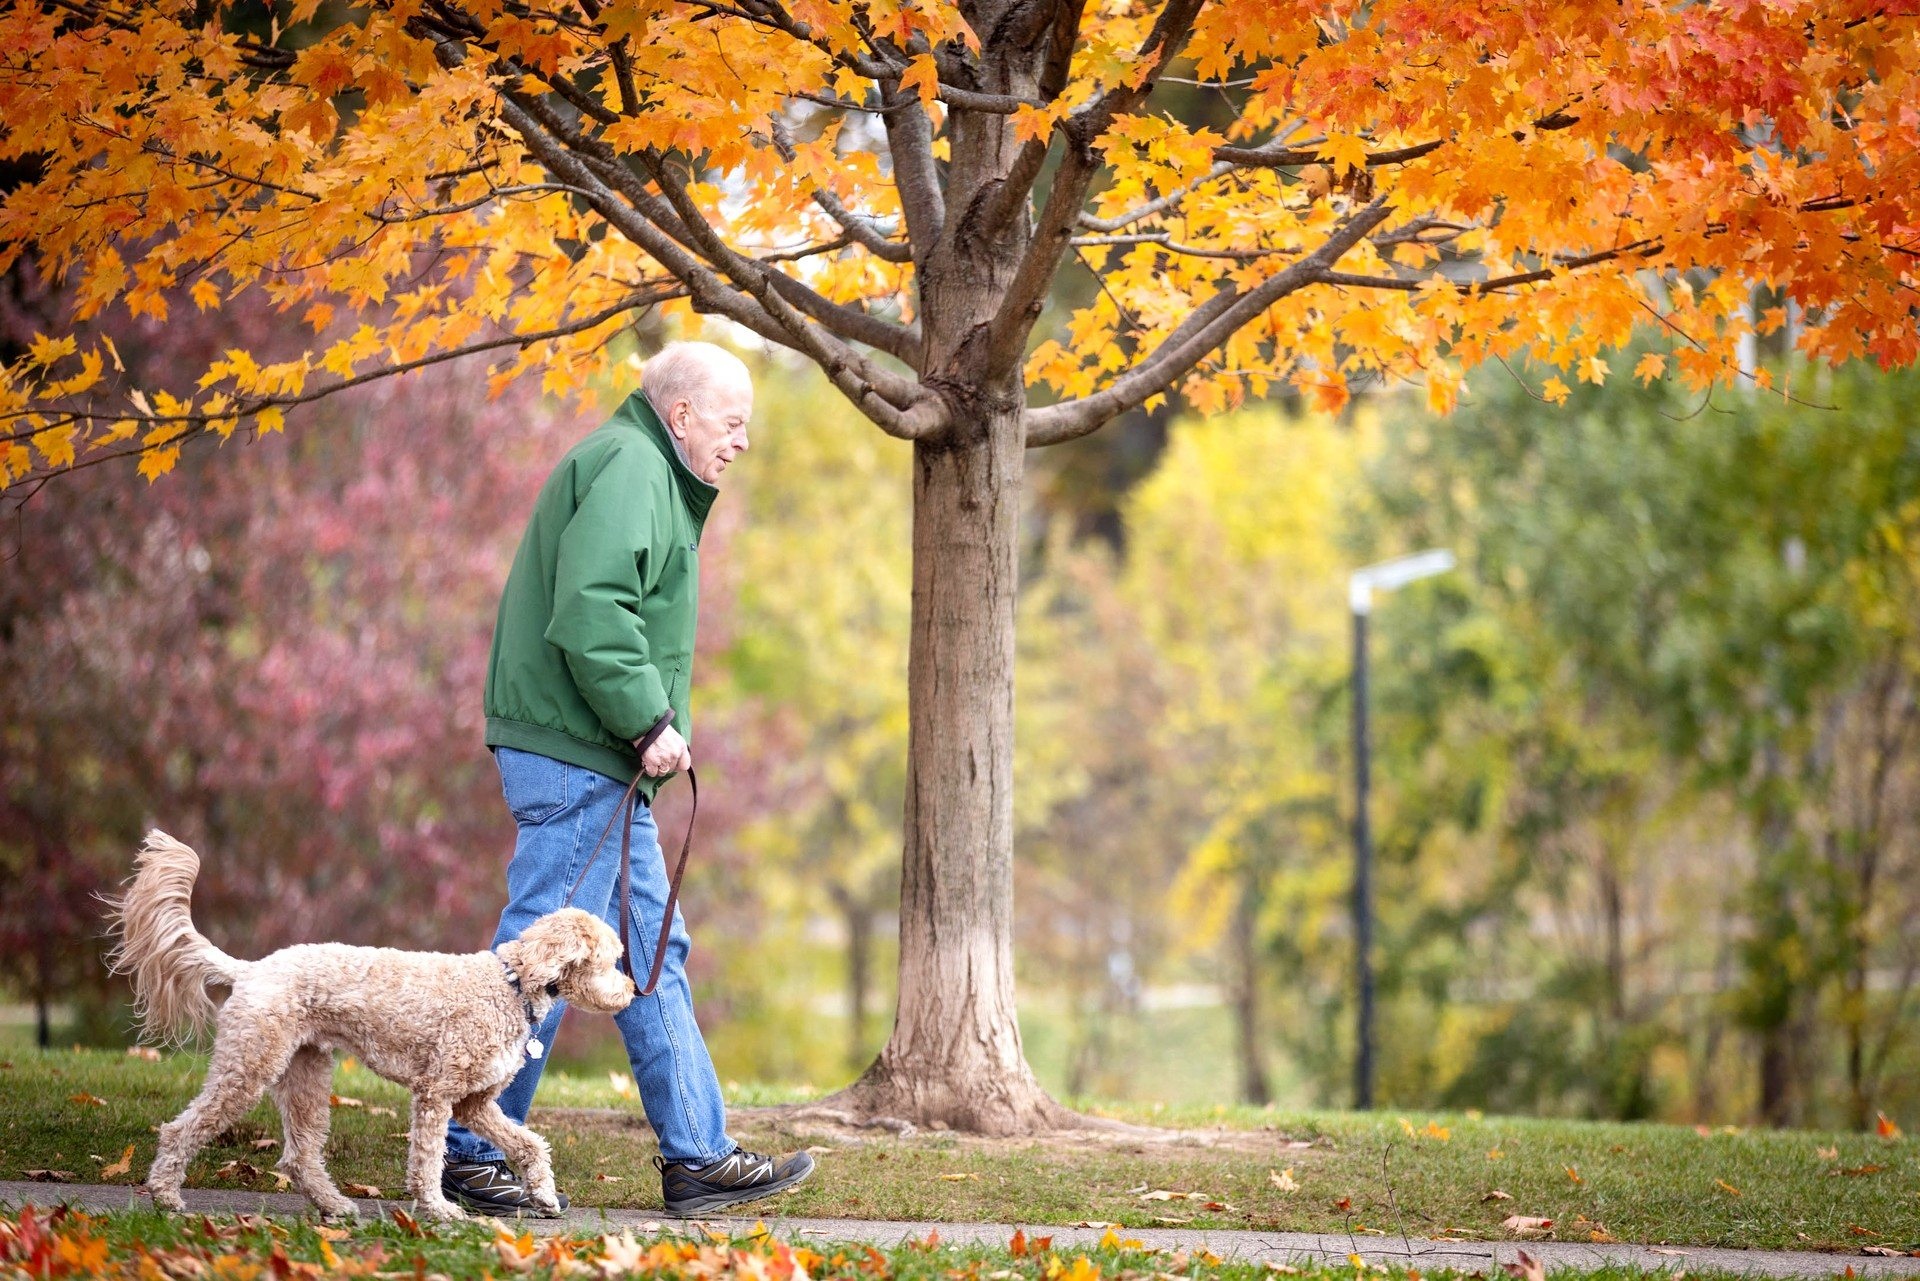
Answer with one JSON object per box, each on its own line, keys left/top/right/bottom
{"left": 3, "top": 1180, "right": 1913, "bottom": 1278}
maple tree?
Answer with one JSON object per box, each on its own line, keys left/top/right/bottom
{"left": 3, "top": 0, "right": 1917, "bottom": 1131}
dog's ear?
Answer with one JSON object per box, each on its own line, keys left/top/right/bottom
{"left": 502, "top": 909, "right": 605, "bottom": 989}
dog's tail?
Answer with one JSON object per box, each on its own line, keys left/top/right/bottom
{"left": 103, "top": 830, "right": 245, "bottom": 1046}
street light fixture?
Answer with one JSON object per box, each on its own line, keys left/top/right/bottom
{"left": 1348, "top": 548, "right": 1456, "bottom": 1110}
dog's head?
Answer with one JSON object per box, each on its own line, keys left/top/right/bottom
{"left": 503, "top": 909, "right": 635, "bottom": 1014}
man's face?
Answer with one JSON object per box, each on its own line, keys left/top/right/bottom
{"left": 665, "top": 373, "right": 752, "bottom": 484}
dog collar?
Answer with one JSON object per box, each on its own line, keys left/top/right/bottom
{"left": 495, "top": 952, "right": 555, "bottom": 1060}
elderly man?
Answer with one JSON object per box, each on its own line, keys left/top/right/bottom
{"left": 442, "top": 341, "right": 814, "bottom": 1218}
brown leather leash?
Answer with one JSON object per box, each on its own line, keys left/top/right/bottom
{"left": 563, "top": 710, "right": 696, "bottom": 997}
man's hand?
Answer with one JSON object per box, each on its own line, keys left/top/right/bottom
{"left": 637, "top": 723, "right": 693, "bottom": 777}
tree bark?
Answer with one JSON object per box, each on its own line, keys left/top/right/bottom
{"left": 827, "top": 881, "right": 875, "bottom": 1073}
{"left": 827, "top": 408, "right": 1070, "bottom": 1134}
{"left": 1232, "top": 861, "right": 1271, "bottom": 1105}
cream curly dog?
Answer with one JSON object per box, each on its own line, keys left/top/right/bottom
{"left": 106, "top": 830, "right": 634, "bottom": 1220}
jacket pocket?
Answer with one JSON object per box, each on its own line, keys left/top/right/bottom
{"left": 496, "top": 747, "right": 572, "bottom": 825}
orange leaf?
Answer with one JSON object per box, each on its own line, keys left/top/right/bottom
{"left": 900, "top": 56, "right": 941, "bottom": 106}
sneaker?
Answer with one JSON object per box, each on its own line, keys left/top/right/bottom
{"left": 441, "top": 1157, "right": 569, "bottom": 1219}
{"left": 656, "top": 1148, "right": 815, "bottom": 1216}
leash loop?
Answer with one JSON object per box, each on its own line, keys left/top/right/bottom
{"left": 561, "top": 710, "right": 697, "bottom": 997}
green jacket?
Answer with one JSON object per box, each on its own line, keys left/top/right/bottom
{"left": 484, "top": 390, "right": 717, "bottom": 798}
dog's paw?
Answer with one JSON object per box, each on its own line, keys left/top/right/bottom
{"left": 417, "top": 1199, "right": 468, "bottom": 1223}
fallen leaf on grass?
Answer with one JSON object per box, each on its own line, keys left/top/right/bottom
{"left": 1423, "top": 1121, "right": 1451, "bottom": 1142}
{"left": 806, "top": 1145, "right": 836, "bottom": 1155}
{"left": 391, "top": 1208, "right": 424, "bottom": 1237}
{"left": 127, "top": 1046, "right": 162, "bottom": 1062}
{"left": 250, "top": 1138, "right": 278, "bottom": 1151}
{"left": 1714, "top": 1179, "right": 1742, "bottom": 1197}
{"left": 937, "top": 1172, "right": 978, "bottom": 1182}
{"left": 1501, "top": 1249, "right": 1545, "bottom": 1281}
{"left": 328, "top": 1095, "right": 363, "bottom": 1109}
{"left": 1500, "top": 1216, "right": 1552, "bottom": 1238}
{"left": 23, "top": 1169, "right": 74, "bottom": 1182}
{"left": 344, "top": 1182, "right": 382, "bottom": 1198}
{"left": 1482, "top": 1190, "right": 1513, "bottom": 1202}
{"left": 596, "top": 1230, "right": 646, "bottom": 1275}
{"left": 1072, "top": 1221, "right": 1118, "bottom": 1229}
{"left": 67, "top": 1092, "right": 107, "bottom": 1107}
{"left": 594, "top": 1173, "right": 623, "bottom": 1182}
{"left": 494, "top": 1229, "right": 538, "bottom": 1274}
{"left": 1847, "top": 1226, "right": 1881, "bottom": 1238}
{"left": 1139, "top": 1189, "right": 1208, "bottom": 1202}
{"left": 312, "top": 1225, "right": 350, "bottom": 1242}
{"left": 1332, "top": 1197, "right": 1352, "bottom": 1213}
{"left": 1264, "top": 1265, "right": 1301, "bottom": 1275}
{"left": 1860, "top": 1247, "right": 1904, "bottom": 1257}
{"left": 1818, "top": 1145, "right": 1840, "bottom": 1160}
{"left": 99, "top": 1144, "right": 135, "bottom": 1178}
{"left": 1565, "top": 1166, "right": 1581, "bottom": 1184}
{"left": 1151, "top": 1216, "right": 1191, "bottom": 1225}
{"left": 213, "top": 1159, "right": 265, "bottom": 1183}
{"left": 1838, "top": 1164, "right": 1885, "bottom": 1177}
{"left": 367, "top": 1105, "right": 396, "bottom": 1118}
{"left": 1875, "top": 1112, "right": 1902, "bottom": 1140}
{"left": 1201, "top": 1201, "right": 1237, "bottom": 1212}
{"left": 1269, "top": 1168, "right": 1299, "bottom": 1193}
{"left": 607, "top": 1072, "right": 635, "bottom": 1099}
{"left": 1486, "top": 1149, "right": 1504, "bottom": 1160}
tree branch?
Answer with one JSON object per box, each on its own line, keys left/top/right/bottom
{"left": 877, "top": 79, "right": 948, "bottom": 264}
{"left": 1024, "top": 197, "right": 1394, "bottom": 446}
{"left": 1213, "top": 111, "right": 1581, "bottom": 171}
{"left": 635, "top": 149, "right": 944, "bottom": 436}
{"left": 983, "top": 0, "right": 1207, "bottom": 378}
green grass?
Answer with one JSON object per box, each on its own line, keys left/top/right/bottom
{"left": 3, "top": 1050, "right": 1917, "bottom": 1253}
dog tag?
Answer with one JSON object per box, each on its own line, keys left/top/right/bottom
{"left": 526, "top": 1038, "right": 544, "bottom": 1060}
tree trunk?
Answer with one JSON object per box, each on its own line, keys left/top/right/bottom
{"left": 829, "top": 412, "right": 1070, "bottom": 1134}
{"left": 1232, "top": 862, "right": 1271, "bottom": 1105}
{"left": 827, "top": 883, "right": 875, "bottom": 1074}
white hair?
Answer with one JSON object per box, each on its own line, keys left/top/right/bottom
{"left": 641, "top": 341, "right": 750, "bottom": 419}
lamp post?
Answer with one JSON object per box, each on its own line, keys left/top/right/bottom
{"left": 1348, "top": 549, "right": 1456, "bottom": 1110}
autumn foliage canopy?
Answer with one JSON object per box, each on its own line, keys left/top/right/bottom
{"left": 1, "top": 0, "right": 1916, "bottom": 490}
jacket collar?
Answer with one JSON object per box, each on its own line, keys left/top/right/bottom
{"left": 617, "top": 390, "right": 719, "bottom": 525}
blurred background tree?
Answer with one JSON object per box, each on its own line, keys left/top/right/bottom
{"left": 7, "top": 304, "right": 1918, "bottom": 1133}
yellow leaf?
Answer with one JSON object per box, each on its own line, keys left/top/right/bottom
{"left": 900, "top": 56, "right": 940, "bottom": 106}
{"left": 1633, "top": 351, "right": 1667, "bottom": 383}
{"left": 256, "top": 406, "right": 285, "bottom": 434}
{"left": 1541, "top": 376, "right": 1571, "bottom": 404}
{"left": 32, "top": 424, "right": 75, "bottom": 469}
{"left": 1320, "top": 133, "right": 1370, "bottom": 176}
{"left": 1714, "top": 1179, "right": 1742, "bottom": 1197}
{"left": 99, "top": 1144, "right": 135, "bottom": 1178}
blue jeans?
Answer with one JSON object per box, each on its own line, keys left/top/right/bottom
{"left": 445, "top": 747, "right": 736, "bottom": 1167}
